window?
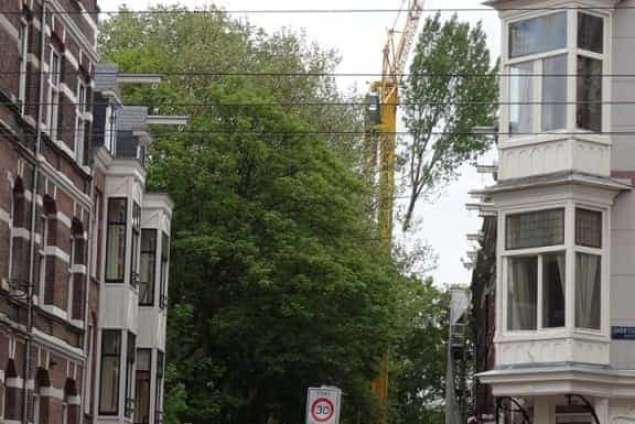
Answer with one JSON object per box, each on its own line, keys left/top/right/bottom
{"left": 155, "top": 351, "right": 164, "bottom": 423}
{"left": 104, "top": 105, "right": 117, "bottom": 154}
{"left": 576, "top": 208, "right": 602, "bottom": 248}
{"left": 506, "top": 209, "right": 564, "bottom": 250}
{"left": 507, "top": 256, "right": 538, "bottom": 330}
{"left": 509, "top": 62, "right": 533, "bottom": 134}
{"left": 75, "top": 80, "right": 88, "bottom": 164}
{"left": 505, "top": 209, "right": 565, "bottom": 331}
{"left": 578, "top": 13, "right": 603, "bottom": 53}
{"left": 130, "top": 203, "right": 141, "bottom": 287}
{"left": 577, "top": 56, "right": 603, "bottom": 132}
{"left": 575, "top": 208, "right": 602, "bottom": 330}
{"left": 139, "top": 229, "right": 157, "bottom": 306}
{"left": 134, "top": 349, "right": 152, "bottom": 424}
{"left": 506, "top": 12, "right": 605, "bottom": 136}
{"left": 505, "top": 207, "right": 604, "bottom": 332}
{"left": 47, "top": 50, "right": 61, "bottom": 140}
{"left": 125, "top": 332, "right": 136, "bottom": 418}
{"left": 542, "top": 55, "right": 567, "bottom": 131}
{"left": 99, "top": 330, "right": 121, "bottom": 415}
{"left": 159, "top": 233, "right": 170, "bottom": 309}
{"left": 18, "top": 20, "right": 29, "bottom": 113}
{"left": 509, "top": 12, "right": 567, "bottom": 58}
{"left": 106, "top": 198, "right": 127, "bottom": 282}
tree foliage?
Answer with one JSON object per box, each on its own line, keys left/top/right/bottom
{"left": 99, "top": 7, "right": 445, "bottom": 423}
{"left": 388, "top": 279, "right": 448, "bottom": 424}
{"left": 400, "top": 13, "right": 498, "bottom": 230}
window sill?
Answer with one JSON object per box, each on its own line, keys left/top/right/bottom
{"left": 496, "top": 327, "right": 608, "bottom": 343}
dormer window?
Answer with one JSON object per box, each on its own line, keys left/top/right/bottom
{"left": 506, "top": 11, "right": 606, "bottom": 136}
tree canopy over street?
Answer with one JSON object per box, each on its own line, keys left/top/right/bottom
{"left": 99, "top": 7, "right": 490, "bottom": 423}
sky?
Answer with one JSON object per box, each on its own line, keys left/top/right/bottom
{"left": 97, "top": 0, "right": 501, "bottom": 286}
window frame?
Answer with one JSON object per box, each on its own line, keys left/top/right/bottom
{"left": 75, "top": 78, "right": 88, "bottom": 164}
{"left": 105, "top": 197, "right": 128, "bottom": 283}
{"left": 18, "top": 19, "right": 29, "bottom": 114}
{"left": 502, "top": 9, "right": 609, "bottom": 141}
{"left": 130, "top": 203, "right": 141, "bottom": 287}
{"left": 99, "top": 329, "right": 122, "bottom": 416}
{"left": 155, "top": 350, "right": 165, "bottom": 423}
{"left": 124, "top": 331, "right": 136, "bottom": 418}
{"left": 501, "top": 203, "right": 607, "bottom": 337}
{"left": 47, "top": 48, "right": 62, "bottom": 141}
{"left": 139, "top": 229, "right": 158, "bottom": 306}
{"left": 134, "top": 348, "right": 152, "bottom": 424}
{"left": 159, "top": 232, "right": 170, "bottom": 309}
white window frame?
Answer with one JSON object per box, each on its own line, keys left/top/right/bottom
{"left": 75, "top": 79, "right": 87, "bottom": 164}
{"left": 500, "top": 202, "right": 608, "bottom": 339}
{"left": 500, "top": 9, "right": 610, "bottom": 144}
{"left": 104, "top": 104, "right": 117, "bottom": 155}
{"left": 18, "top": 19, "right": 29, "bottom": 114}
{"left": 47, "top": 48, "right": 62, "bottom": 141}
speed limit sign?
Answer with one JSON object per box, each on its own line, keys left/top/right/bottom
{"left": 306, "top": 387, "right": 341, "bottom": 424}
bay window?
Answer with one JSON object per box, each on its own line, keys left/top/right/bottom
{"left": 504, "top": 206, "right": 604, "bottom": 332}
{"left": 506, "top": 11, "right": 606, "bottom": 135}
{"left": 106, "top": 198, "right": 127, "bottom": 283}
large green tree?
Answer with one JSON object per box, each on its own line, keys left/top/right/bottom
{"left": 400, "top": 13, "right": 498, "bottom": 230}
{"left": 99, "top": 7, "right": 425, "bottom": 423}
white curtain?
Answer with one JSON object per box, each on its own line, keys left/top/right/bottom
{"left": 576, "top": 253, "right": 601, "bottom": 329}
{"left": 509, "top": 62, "right": 534, "bottom": 134}
{"left": 508, "top": 258, "right": 537, "bottom": 330}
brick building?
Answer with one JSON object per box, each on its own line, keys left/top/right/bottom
{"left": 0, "top": 1, "right": 180, "bottom": 422}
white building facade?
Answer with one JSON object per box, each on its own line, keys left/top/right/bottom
{"left": 478, "top": 0, "right": 635, "bottom": 422}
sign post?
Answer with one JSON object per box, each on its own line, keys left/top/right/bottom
{"left": 306, "top": 386, "right": 342, "bottom": 424}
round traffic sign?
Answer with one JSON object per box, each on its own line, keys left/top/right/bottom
{"left": 311, "top": 397, "right": 335, "bottom": 422}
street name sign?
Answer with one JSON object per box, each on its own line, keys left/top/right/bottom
{"left": 306, "top": 386, "right": 341, "bottom": 424}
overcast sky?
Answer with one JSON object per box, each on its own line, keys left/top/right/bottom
{"left": 98, "top": 0, "right": 502, "bottom": 286}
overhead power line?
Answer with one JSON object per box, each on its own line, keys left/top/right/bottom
{"left": 0, "top": 70, "right": 627, "bottom": 77}
{"left": 23, "top": 127, "right": 635, "bottom": 136}
{"left": 2, "top": 6, "right": 635, "bottom": 14}
{"left": 6, "top": 100, "right": 635, "bottom": 107}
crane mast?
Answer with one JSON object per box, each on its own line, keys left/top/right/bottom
{"left": 369, "top": 0, "right": 423, "bottom": 415}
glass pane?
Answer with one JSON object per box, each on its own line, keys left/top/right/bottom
{"left": 575, "top": 253, "right": 601, "bottom": 329}
{"left": 102, "top": 330, "right": 121, "bottom": 355}
{"left": 576, "top": 209, "right": 602, "bottom": 248}
{"left": 509, "top": 12, "right": 567, "bottom": 58}
{"left": 506, "top": 209, "right": 564, "bottom": 250}
{"left": 108, "top": 198, "right": 127, "bottom": 224}
{"left": 134, "top": 374, "right": 151, "bottom": 424}
{"left": 578, "top": 13, "right": 603, "bottom": 53}
{"left": 542, "top": 55, "right": 567, "bottom": 131}
{"left": 508, "top": 257, "right": 538, "bottom": 330}
{"left": 577, "top": 56, "right": 603, "bottom": 132}
{"left": 509, "top": 61, "right": 534, "bottom": 135}
{"left": 542, "top": 253, "right": 566, "bottom": 328}
{"left": 137, "top": 349, "right": 151, "bottom": 371}
{"left": 106, "top": 224, "right": 126, "bottom": 281}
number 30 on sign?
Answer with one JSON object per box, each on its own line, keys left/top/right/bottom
{"left": 306, "top": 387, "right": 342, "bottom": 424}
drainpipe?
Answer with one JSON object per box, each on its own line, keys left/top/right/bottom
{"left": 22, "top": 2, "right": 48, "bottom": 423}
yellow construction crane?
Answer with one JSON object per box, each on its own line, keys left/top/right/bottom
{"left": 368, "top": 0, "right": 424, "bottom": 415}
